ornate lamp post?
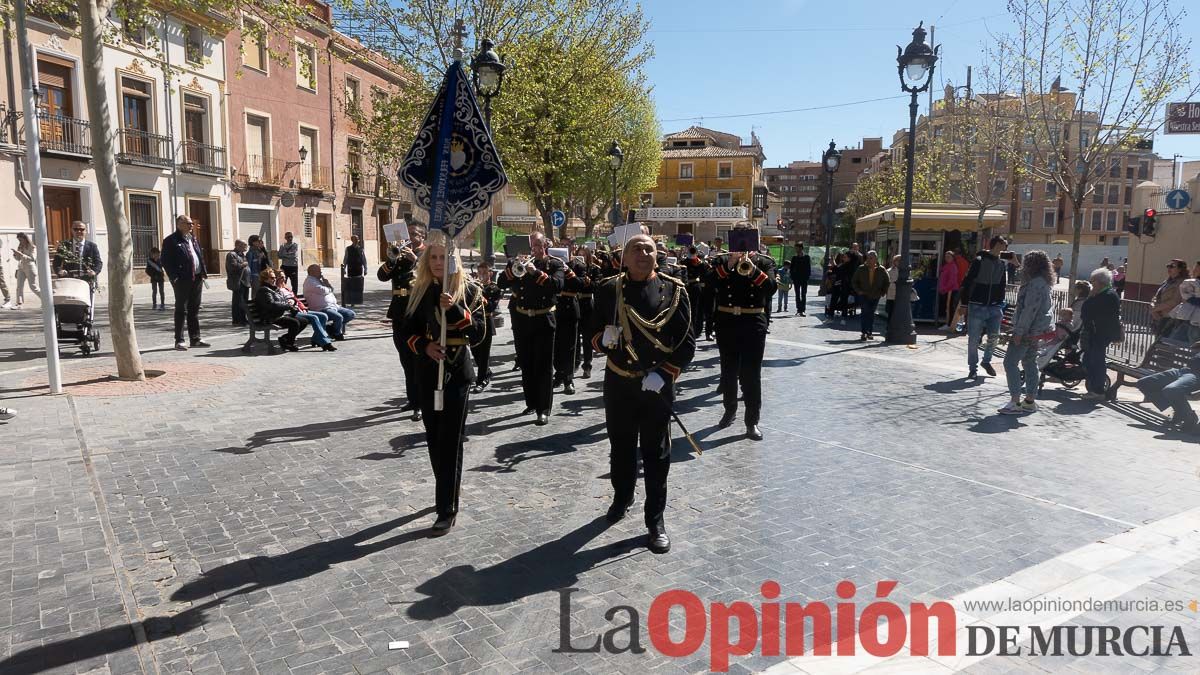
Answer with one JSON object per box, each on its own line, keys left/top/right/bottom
{"left": 886, "top": 22, "right": 939, "bottom": 345}
{"left": 471, "top": 38, "right": 506, "bottom": 262}
{"left": 607, "top": 140, "right": 624, "bottom": 227}
{"left": 821, "top": 140, "right": 841, "bottom": 272}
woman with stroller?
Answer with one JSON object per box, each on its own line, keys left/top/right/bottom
{"left": 999, "top": 251, "right": 1055, "bottom": 414}
{"left": 253, "top": 269, "right": 307, "bottom": 352}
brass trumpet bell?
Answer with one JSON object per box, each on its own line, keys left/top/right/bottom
{"left": 736, "top": 255, "right": 756, "bottom": 277}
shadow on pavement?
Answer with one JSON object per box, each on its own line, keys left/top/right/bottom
{"left": 923, "top": 378, "right": 983, "bottom": 394}
{"left": 405, "top": 517, "right": 642, "bottom": 621}
{"left": 212, "top": 397, "right": 409, "bottom": 454}
{"left": 472, "top": 421, "right": 607, "bottom": 473}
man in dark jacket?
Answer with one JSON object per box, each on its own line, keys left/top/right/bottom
{"left": 161, "top": 215, "right": 209, "bottom": 351}
{"left": 53, "top": 220, "right": 103, "bottom": 281}
{"left": 1135, "top": 348, "right": 1200, "bottom": 430}
{"left": 789, "top": 246, "right": 812, "bottom": 316}
{"left": 851, "top": 251, "right": 889, "bottom": 341}
{"left": 1080, "top": 267, "right": 1122, "bottom": 400}
{"left": 960, "top": 235, "right": 1008, "bottom": 379}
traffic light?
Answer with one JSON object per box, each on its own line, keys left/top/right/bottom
{"left": 1143, "top": 208, "right": 1157, "bottom": 237}
{"left": 1125, "top": 215, "right": 1142, "bottom": 236}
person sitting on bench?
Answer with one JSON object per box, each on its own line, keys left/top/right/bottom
{"left": 1135, "top": 347, "right": 1200, "bottom": 431}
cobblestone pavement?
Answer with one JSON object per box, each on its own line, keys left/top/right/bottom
{"left": 2, "top": 283, "right": 1199, "bottom": 674}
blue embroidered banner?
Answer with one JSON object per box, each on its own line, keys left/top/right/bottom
{"left": 398, "top": 60, "right": 507, "bottom": 243}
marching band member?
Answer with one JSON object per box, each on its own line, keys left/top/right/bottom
{"left": 590, "top": 234, "right": 694, "bottom": 554}
{"left": 471, "top": 261, "right": 503, "bottom": 393}
{"left": 378, "top": 225, "right": 426, "bottom": 419}
{"left": 575, "top": 246, "right": 600, "bottom": 379}
{"left": 401, "top": 231, "right": 485, "bottom": 535}
{"left": 554, "top": 249, "right": 587, "bottom": 395}
{"left": 681, "top": 245, "right": 710, "bottom": 340}
{"left": 499, "top": 231, "right": 565, "bottom": 425}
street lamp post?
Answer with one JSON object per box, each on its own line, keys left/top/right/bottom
{"left": 821, "top": 140, "right": 841, "bottom": 274}
{"left": 471, "top": 38, "right": 506, "bottom": 263}
{"left": 607, "top": 141, "right": 624, "bottom": 228}
{"left": 886, "top": 22, "right": 939, "bottom": 345}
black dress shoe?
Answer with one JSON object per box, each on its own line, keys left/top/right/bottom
{"left": 982, "top": 363, "right": 997, "bottom": 377}
{"left": 522, "top": 407, "right": 536, "bottom": 415}
{"left": 535, "top": 412, "right": 548, "bottom": 426}
{"left": 322, "top": 343, "right": 337, "bottom": 352}
{"left": 581, "top": 368, "right": 591, "bottom": 379}
{"left": 564, "top": 382, "right": 575, "bottom": 395}
{"left": 718, "top": 409, "right": 735, "bottom": 428}
{"left": 647, "top": 530, "right": 671, "bottom": 554}
{"left": 400, "top": 402, "right": 418, "bottom": 412}
{"left": 332, "top": 334, "right": 347, "bottom": 342}
{"left": 412, "top": 409, "right": 422, "bottom": 421}
{"left": 606, "top": 497, "right": 634, "bottom": 523}
{"left": 746, "top": 424, "right": 763, "bottom": 441}
{"left": 430, "top": 515, "right": 456, "bottom": 536}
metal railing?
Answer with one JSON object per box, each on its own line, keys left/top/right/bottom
{"left": 239, "top": 154, "right": 285, "bottom": 186}
{"left": 117, "top": 128, "right": 173, "bottom": 168}
{"left": 297, "top": 164, "right": 332, "bottom": 193}
{"left": 1004, "top": 284, "right": 1155, "bottom": 365}
{"left": 37, "top": 112, "right": 92, "bottom": 156}
{"left": 180, "top": 141, "right": 225, "bottom": 176}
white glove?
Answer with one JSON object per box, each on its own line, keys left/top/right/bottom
{"left": 642, "top": 371, "right": 665, "bottom": 393}
{"left": 602, "top": 325, "right": 620, "bottom": 348}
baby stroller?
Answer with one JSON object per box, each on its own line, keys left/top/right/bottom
{"left": 53, "top": 275, "right": 101, "bottom": 356}
{"left": 1035, "top": 324, "right": 1110, "bottom": 393}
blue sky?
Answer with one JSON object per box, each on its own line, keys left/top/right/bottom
{"left": 642, "top": 0, "right": 1200, "bottom": 168}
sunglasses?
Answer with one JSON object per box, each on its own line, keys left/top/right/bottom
{"left": 73, "top": 228, "right": 86, "bottom": 232}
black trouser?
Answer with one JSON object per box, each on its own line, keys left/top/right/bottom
{"left": 232, "top": 287, "right": 248, "bottom": 324}
{"left": 281, "top": 265, "right": 299, "bottom": 292}
{"left": 151, "top": 279, "right": 165, "bottom": 307}
{"left": 577, "top": 298, "right": 594, "bottom": 372}
{"left": 273, "top": 315, "right": 305, "bottom": 342}
{"left": 860, "top": 297, "right": 880, "bottom": 336}
{"left": 715, "top": 315, "right": 767, "bottom": 424}
{"left": 170, "top": 277, "right": 203, "bottom": 343}
{"left": 554, "top": 301, "right": 580, "bottom": 384}
{"left": 514, "top": 313, "right": 555, "bottom": 412}
{"left": 795, "top": 281, "right": 807, "bottom": 313}
{"left": 604, "top": 370, "right": 672, "bottom": 533}
{"left": 392, "top": 321, "right": 420, "bottom": 407}
{"left": 420, "top": 378, "right": 470, "bottom": 518}
{"left": 509, "top": 305, "right": 521, "bottom": 370}
{"left": 687, "top": 284, "right": 704, "bottom": 339}
{"left": 471, "top": 316, "right": 495, "bottom": 383}
{"left": 701, "top": 286, "right": 716, "bottom": 337}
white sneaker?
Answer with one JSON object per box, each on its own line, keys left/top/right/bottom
{"left": 0, "top": 301, "right": 11, "bottom": 310}
{"left": 998, "top": 401, "right": 1025, "bottom": 415}
{"left": 175, "top": 341, "right": 188, "bottom": 351}
{"left": 1019, "top": 399, "right": 1038, "bottom": 412}
{"left": 0, "top": 407, "right": 15, "bottom": 420}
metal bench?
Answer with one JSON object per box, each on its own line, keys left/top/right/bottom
{"left": 242, "top": 301, "right": 277, "bottom": 354}
{"left": 1106, "top": 339, "right": 1194, "bottom": 401}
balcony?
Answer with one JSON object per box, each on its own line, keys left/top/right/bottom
{"left": 296, "top": 165, "right": 332, "bottom": 193}
{"left": 37, "top": 112, "right": 92, "bottom": 157}
{"left": 180, "top": 141, "right": 226, "bottom": 177}
{"left": 640, "top": 205, "right": 749, "bottom": 222}
{"left": 117, "top": 128, "right": 172, "bottom": 168}
{"left": 345, "top": 170, "right": 399, "bottom": 199}
{"left": 238, "top": 155, "right": 285, "bottom": 187}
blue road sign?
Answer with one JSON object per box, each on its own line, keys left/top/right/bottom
{"left": 551, "top": 210, "right": 566, "bottom": 228}
{"left": 1166, "top": 189, "right": 1191, "bottom": 210}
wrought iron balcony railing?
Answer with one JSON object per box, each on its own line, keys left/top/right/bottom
{"left": 117, "top": 128, "right": 173, "bottom": 168}
{"left": 180, "top": 141, "right": 226, "bottom": 176}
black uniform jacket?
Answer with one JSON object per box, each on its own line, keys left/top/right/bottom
{"left": 590, "top": 272, "right": 695, "bottom": 385}
{"left": 402, "top": 281, "right": 486, "bottom": 386}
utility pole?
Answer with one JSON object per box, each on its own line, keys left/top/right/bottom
{"left": 15, "top": 0, "right": 63, "bottom": 393}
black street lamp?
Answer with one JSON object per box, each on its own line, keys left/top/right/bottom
{"left": 471, "top": 38, "right": 507, "bottom": 263}
{"left": 886, "top": 22, "right": 939, "bottom": 345}
{"left": 607, "top": 140, "right": 624, "bottom": 227}
{"left": 821, "top": 139, "right": 841, "bottom": 272}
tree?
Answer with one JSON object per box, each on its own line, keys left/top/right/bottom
{"left": 1004, "top": 0, "right": 1197, "bottom": 287}
{"left": 845, "top": 143, "right": 951, "bottom": 220}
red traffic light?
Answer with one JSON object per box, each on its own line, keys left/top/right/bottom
{"left": 1144, "top": 208, "right": 1157, "bottom": 218}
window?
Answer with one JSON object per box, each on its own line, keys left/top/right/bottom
{"left": 1125, "top": 165, "right": 1134, "bottom": 179}
{"left": 296, "top": 42, "right": 317, "bottom": 91}
{"left": 181, "top": 94, "right": 209, "bottom": 166}
{"left": 639, "top": 193, "right": 653, "bottom": 206}
{"left": 1106, "top": 210, "right": 1118, "bottom": 231}
{"left": 241, "top": 21, "right": 267, "bottom": 71}
{"left": 351, "top": 208, "right": 364, "bottom": 241}
{"left": 120, "top": 77, "right": 151, "bottom": 132}
{"left": 1019, "top": 208, "right": 1032, "bottom": 230}
{"left": 671, "top": 141, "right": 687, "bottom": 148}
{"left": 716, "top": 192, "right": 732, "bottom": 207}
{"left": 1090, "top": 210, "right": 1103, "bottom": 231}
{"left": 347, "top": 138, "right": 364, "bottom": 192}
{"left": 994, "top": 155, "right": 1007, "bottom": 172}
{"left": 129, "top": 193, "right": 159, "bottom": 266}
{"left": 36, "top": 56, "right": 75, "bottom": 119}
{"left": 689, "top": 140, "right": 704, "bottom": 147}
{"left": 186, "top": 26, "right": 204, "bottom": 64}
{"left": 677, "top": 192, "right": 693, "bottom": 206}
{"left": 1109, "top": 159, "right": 1120, "bottom": 178}
{"left": 371, "top": 87, "right": 387, "bottom": 117}
{"left": 299, "top": 126, "right": 318, "bottom": 187}
{"left": 992, "top": 179, "right": 1007, "bottom": 198}
{"left": 1043, "top": 209, "right": 1057, "bottom": 229}
{"left": 1093, "top": 184, "right": 1104, "bottom": 205}
{"left": 1045, "top": 181, "right": 1057, "bottom": 199}
{"left": 1020, "top": 183, "right": 1033, "bottom": 200}
{"left": 717, "top": 161, "right": 732, "bottom": 179}
{"left": 1124, "top": 186, "right": 1132, "bottom": 206}
{"left": 1080, "top": 132, "right": 1090, "bottom": 147}
{"left": 1138, "top": 161, "right": 1149, "bottom": 180}
{"left": 679, "top": 163, "right": 693, "bottom": 179}
{"left": 1107, "top": 184, "right": 1118, "bottom": 204}
{"left": 245, "top": 114, "right": 270, "bottom": 181}
{"left": 344, "top": 76, "right": 360, "bottom": 111}
{"left": 124, "top": 17, "right": 147, "bottom": 46}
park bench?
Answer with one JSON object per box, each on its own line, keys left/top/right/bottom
{"left": 242, "top": 301, "right": 277, "bottom": 354}
{"left": 1106, "top": 339, "right": 1194, "bottom": 401}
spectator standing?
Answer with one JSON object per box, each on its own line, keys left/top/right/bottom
{"left": 278, "top": 232, "right": 301, "bottom": 291}
{"left": 11, "top": 232, "right": 39, "bottom": 308}
{"left": 254, "top": 269, "right": 306, "bottom": 351}
{"left": 341, "top": 234, "right": 368, "bottom": 307}
{"left": 303, "top": 264, "right": 355, "bottom": 339}
{"left": 961, "top": 236, "right": 1009, "bottom": 379}
{"left": 1151, "top": 259, "right": 1187, "bottom": 337}
{"left": 246, "top": 235, "right": 267, "bottom": 293}
{"left": 775, "top": 262, "right": 793, "bottom": 313}
{"left": 144, "top": 247, "right": 165, "bottom": 310}
{"left": 1052, "top": 254, "right": 1064, "bottom": 282}
{"left": 1113, "top": 265, "right": 1126, "bottom": 296}
{"left": 999, "top": 251, "right": 1055, "bottom": 414}
{"left": 789, "top": 246, "right": 811, "bottom": 316}
{"left": 1079, "top": 267, "right": 1122, "bottom": 400}
{"left": 161, "top": 215, "right": 209, "bottom": 351}
{"left": 937, "top": 250, "right": 961, "bottom": 330}
{"left": 225, "top": 240, "right": 250, "bottom": 325}
{"left": 851, "top": 251, "right": 889, "bottom": 341}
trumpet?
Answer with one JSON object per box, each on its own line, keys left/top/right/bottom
{"left": 387, "top": 240, "right": 414, "bottom": 262}
{"left": 736, "top": 254, "right": 756, "bottom": 277}
{"left": 510, "top": 255, "right": 536, "bottom": 278}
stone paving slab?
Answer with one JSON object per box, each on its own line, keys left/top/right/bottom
{"left": 1, "top": 292, "right": 1197, "bottom": 674}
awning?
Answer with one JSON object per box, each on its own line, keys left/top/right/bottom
{"left": 855, "top": 204, "right": 1008, "bottom": 234}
